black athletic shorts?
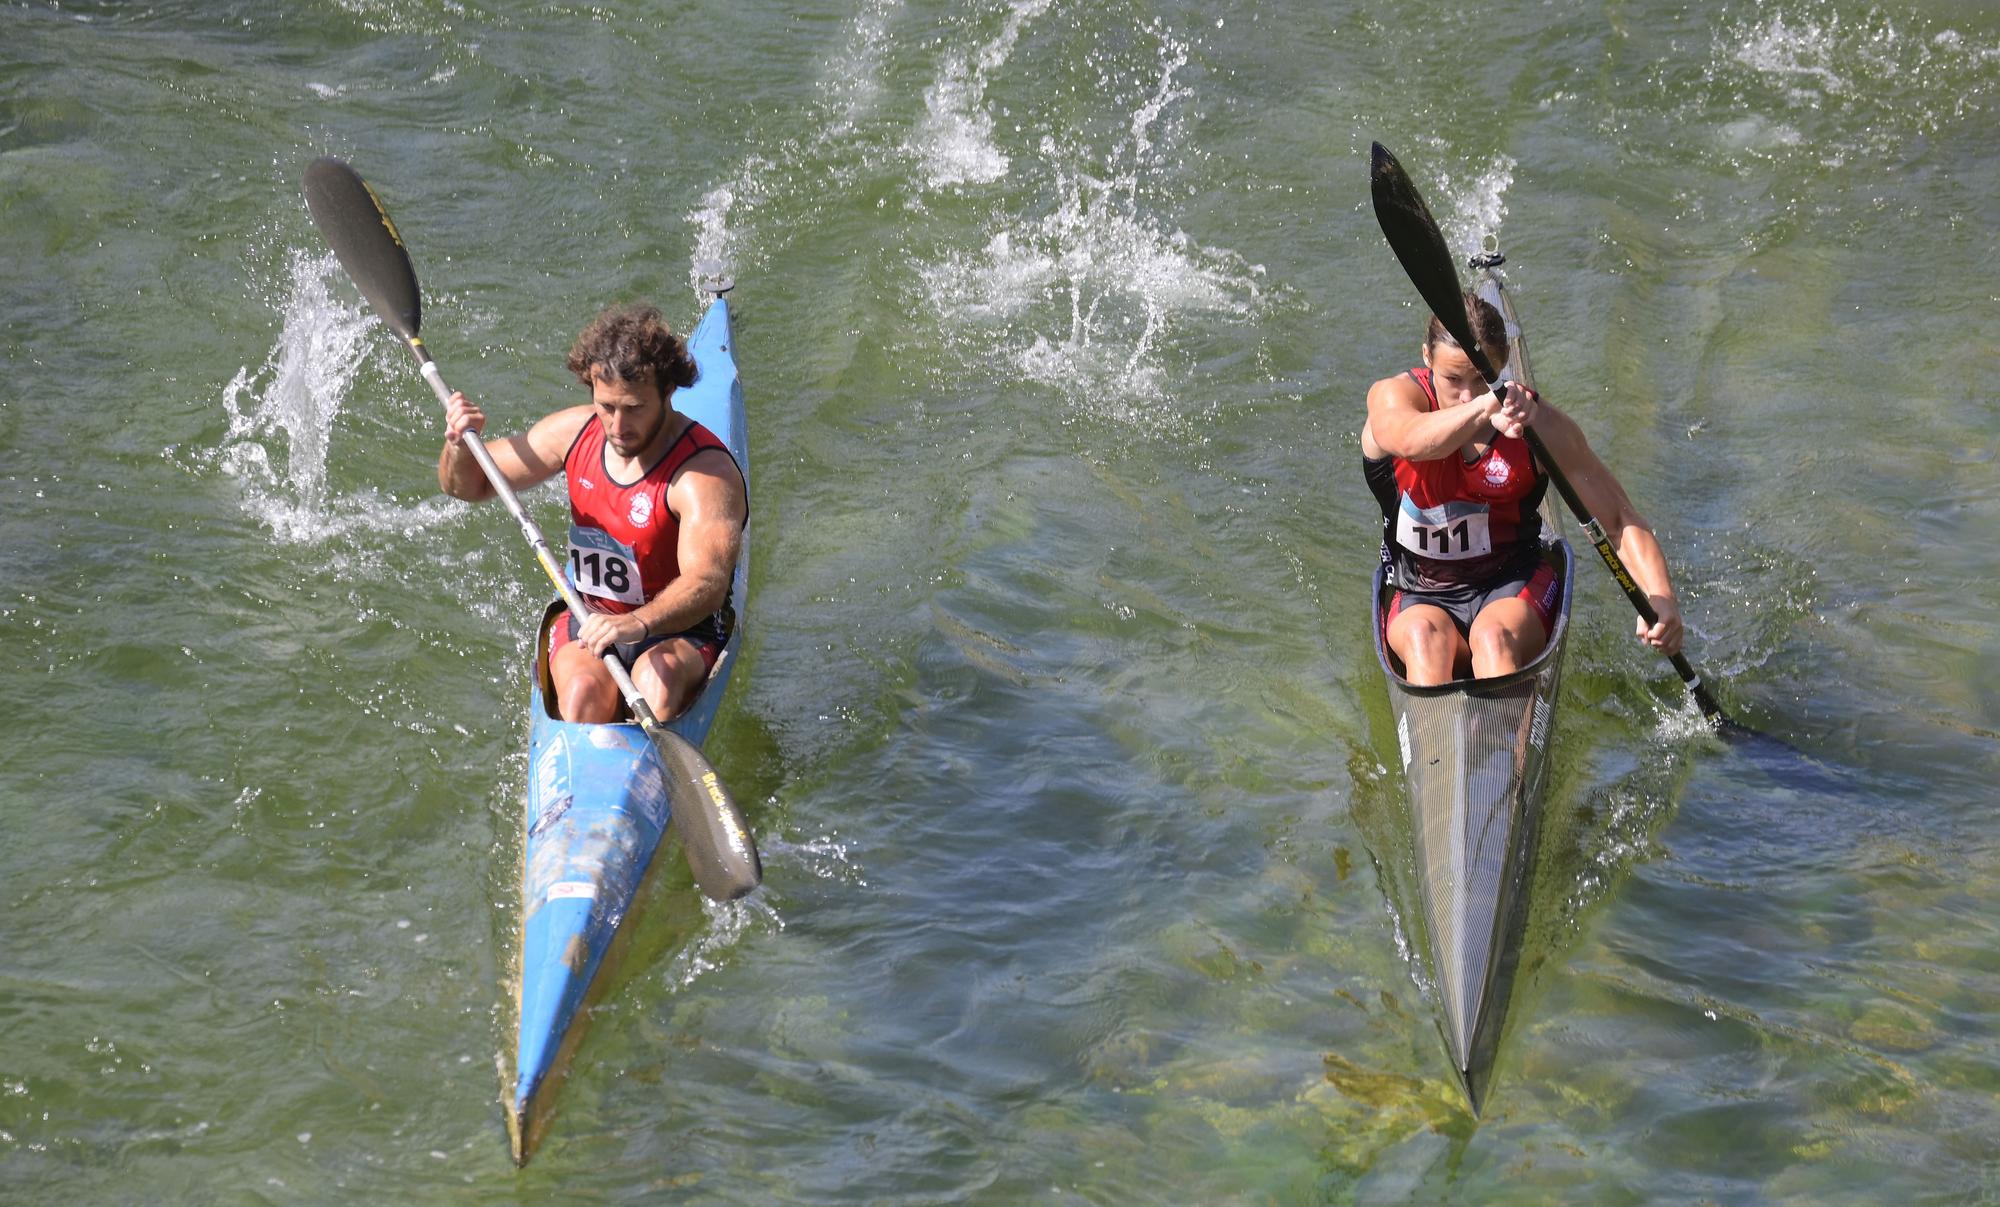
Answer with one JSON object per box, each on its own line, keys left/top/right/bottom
{"left": 1387, "top": 561, "right": 1561, "bottom": 637}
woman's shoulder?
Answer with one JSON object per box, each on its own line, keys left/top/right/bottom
{"left": 1368, "top": 368, "right": 1423, "bottom": 400}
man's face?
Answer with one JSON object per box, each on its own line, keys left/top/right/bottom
{"left": 590, "top": 369, "right": 668, "bottom": 456}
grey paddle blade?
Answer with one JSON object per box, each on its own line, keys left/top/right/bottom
{"left": 302, "top": 156, "right": 423, "bottom": 341}
{"left": 655, "top": 730, "right": 761, "bottom": 902}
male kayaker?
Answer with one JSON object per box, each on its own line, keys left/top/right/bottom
{"left": 1362, "top": 292, "right": 1683, "bottom": 685}
{"left": 439, "top": 303, "right": 746, "bottom": 723}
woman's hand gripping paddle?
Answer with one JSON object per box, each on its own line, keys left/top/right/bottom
{"left": 302, "top": 156, "right": 760, "bottom": 900}
{"left": 1367, "top": 141, "right": 1736, "bottom": 731}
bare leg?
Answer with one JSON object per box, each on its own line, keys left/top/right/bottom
{"left": 627, "top": 638, "right": 710, "bottom": 721}
{"left": 552, "top": 636, "right": 710, "bottom": 724}
{"left": 1387, "top": 602, "right": 1471, "bottom": 686}
{"left": 552, "top": 643, "right": 621, "bottom": 723}
{"left": 1467, "top": 597, "right": 1548, "bottom": 679}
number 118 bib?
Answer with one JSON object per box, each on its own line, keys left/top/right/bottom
{"left": 566, "top": 524, "right": 646, "bottom": 606}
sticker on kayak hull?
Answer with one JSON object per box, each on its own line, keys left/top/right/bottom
{"left": 528, "top": 794, "right": 573, "bottom": 839}
{"left": 1529, "top": 696, "right": 1552, "bottom": 751}
{"left": 547, "top": 882, "right": 597, "bottom": 903}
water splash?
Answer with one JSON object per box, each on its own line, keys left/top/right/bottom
{"left": 685, "top": 11, "right": 1262, "bottom": 426}
{"left": 1700, "top": 3, "right": 2000, "bottom": 164}
{"left": 687, "top": 182, "right": 742, "bottom": 296}
{"left": 910, "top": 0, "right": 1055, "bottom": 190}
{"left": 683, "top": 1, "right": 906, "bottom": 296}
{"left": 664, "top": 891, "right": 784, "bottom": 991}
{"left": 326, "top": 0, "right": 455, "bottom": 36}
{"left": 217, "top": 249, "right": 368, "bottom": 523}
{"left": 767, "top": 830, "right": 868, "bottom": 887}
{"left": 1433, "top": 156, "right": 1516, "bottom": 261}
{"left": 656, "top": 830, "right": 861, "bottom": 991}
{"left": 917, "top": 24, "right": 1264, "bottom": 427}
{"left": 1732, "top": 12, "right": 1846, "bottom": 98}
{"left": 211, "top": 248, "right": 462, "bottom": 546}
{"left": 1650, "top": 696, "right": 1728, "bottom": 746}
{"left": 820, "top": 0, "right": 905, "bottom": 137}
{"left": 1378, "top": 877, "right": 1434, "bottom": 1000}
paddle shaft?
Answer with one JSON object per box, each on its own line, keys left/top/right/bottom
{"left": 1519, "top": 426, "right": 1721, "bottom": 719}
{"left": 412, "top": 340, "right": 673, "bottom": 734}
{"left": 1445, "top": 329, "right": 1722, "bottom": 720}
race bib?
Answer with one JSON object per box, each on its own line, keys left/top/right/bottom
{"left": 1395, "top": 495, "right": 1492, "bottom": 561}
{"left": 566, "top": 524, "right": 645, "bottom": 605}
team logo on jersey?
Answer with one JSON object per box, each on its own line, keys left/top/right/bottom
{"left": 1483, "top": 455, "right": 1511, "bottom": 487}
{"left": 628, "top": 492, "right": 653, "bottom": 528}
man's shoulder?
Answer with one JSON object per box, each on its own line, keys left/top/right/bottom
{"left": 529, "top": 405, "right": 596, "bottom": 457}
{"left": 666, "top": 437, "right": 746, "bottom": 520}
{"left": 540, "top": 403, "right": 596, "bottom": 432}
{"left": 674, "top": 443, "right": 744, "bottom": 489}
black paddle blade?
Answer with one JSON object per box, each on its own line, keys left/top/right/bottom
{"left": 302, "top": 156, "right": 422, "bottom": 342}
{"left": 1368, "top": 142, "right": 1500, "bottom": 383}
{"left": 655, "top": 730, "right": 762, "bottom": 902}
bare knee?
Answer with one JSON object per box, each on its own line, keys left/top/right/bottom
{"left": 1468, "top": 628, "right": 1520, "bottom": 677}
{"left": 1393, "top": 615, "right": 1463, "bottom": 686}
{"left": 554, "top": 653, "right": 620, "bottom": 723}
{"left": 1468, "top": 617, "right": 1543, "bottom": 678}
{"left": 631, "top": 644, "right": 705, "bottom": 722}
{"left": 558, "top": 678, "right": 619, "bottom": 723}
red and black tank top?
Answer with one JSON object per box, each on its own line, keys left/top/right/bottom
{"left": 561, "top": 416, "right": 740, "bottom": 615}
{"left": 1361, "top": 366, "right": 1546, "bottom": 591}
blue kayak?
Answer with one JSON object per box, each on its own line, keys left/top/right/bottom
{"left": 505, "top": 289, "right": 749, "bottom": 1164}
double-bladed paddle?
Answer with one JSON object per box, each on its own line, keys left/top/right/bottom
{"left": 1368, "top": 140, "right": 1731, "bottom": 727}
{"left": 302, "top": 155, "right": 761, "bottom": 901}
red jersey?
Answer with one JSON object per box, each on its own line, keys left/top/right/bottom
{"left": 562, "top": 416, "right": 736, "bottom": 615}
{"left": 1362, "top": 367, "right": 1546, "bottom": 591}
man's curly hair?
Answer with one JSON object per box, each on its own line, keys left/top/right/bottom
{"left": 565, "top": 304, "right": 698, "bottom": 395}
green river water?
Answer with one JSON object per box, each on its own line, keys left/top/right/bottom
{"left": 3, "top": 0, "right": 1997, "bottom": 1200}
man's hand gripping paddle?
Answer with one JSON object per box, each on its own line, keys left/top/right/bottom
{"left": 302, "top": 156, "right": 760, "bottom": 900}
